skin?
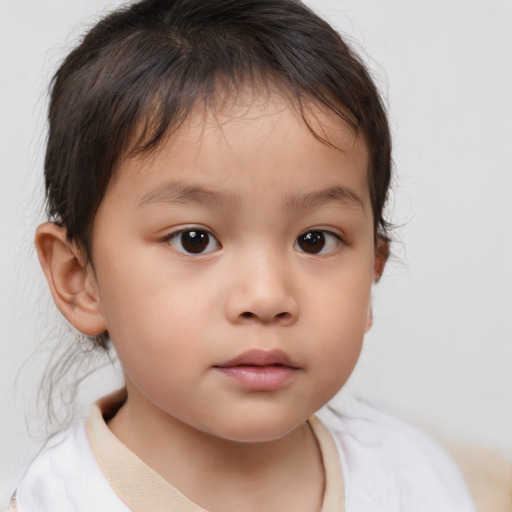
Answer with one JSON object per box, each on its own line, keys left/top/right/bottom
{"left": 36, "top": 92, "right": 380, "bottom": 512}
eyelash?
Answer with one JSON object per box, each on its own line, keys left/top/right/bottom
{"left": 164, "top": 228, "right": 344, "bottom": 256}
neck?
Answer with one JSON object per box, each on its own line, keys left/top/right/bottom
{"left": 108, "top": 384, "right": 324, "bottom": 512}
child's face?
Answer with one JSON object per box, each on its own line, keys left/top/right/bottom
{"left": 88, "top": 93, "right": 375, "bottom": 442}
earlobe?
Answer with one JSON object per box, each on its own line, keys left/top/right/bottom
{"left": 35, "top": 222, "right": 107, "bottom": 336}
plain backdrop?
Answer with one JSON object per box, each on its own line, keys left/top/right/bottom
{"left": 1, "top": 0, "right": 511, "bottom": 502}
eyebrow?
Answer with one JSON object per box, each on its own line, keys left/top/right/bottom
{"left": 138, "top": 182, "right": 365, "bottom": 213}
{"left": 138, "top": 182, "right": 239, "bottom": 209}
{"left": 284, "top": 185, "right": 366, "bottom": 213}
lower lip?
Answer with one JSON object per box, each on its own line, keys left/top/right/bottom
{"left": 216, "top": 366, "right": 296, "bottom": 391}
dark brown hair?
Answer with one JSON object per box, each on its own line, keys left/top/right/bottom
{"left": 45, "top": 0, "right": 391, "bottom": 260}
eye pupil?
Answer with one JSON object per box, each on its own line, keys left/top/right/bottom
{"left": 298, "top": 231, "right": 326, "bottom": 254}
{"left": 181, "top": 230, "right": 209, "bottom": 253}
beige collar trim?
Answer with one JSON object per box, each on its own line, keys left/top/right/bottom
{"left": 310, "top": 415, "right": 345, "bottom": 511}
{"left": 85, "top": 389, "right": 345, "bottom": 512}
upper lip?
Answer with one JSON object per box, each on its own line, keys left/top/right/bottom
{"left": 215, "top": 349, "right": 299, "bottom": 368}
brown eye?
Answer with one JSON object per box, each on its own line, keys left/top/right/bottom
{"left": 295, "top": 231, "right": 340, "bottom": 255}
{"left": 169, "top": 229, "right": 220, "bottom": 254}
{"left": 296, "top": 231, "right": 325, "bottom": 253}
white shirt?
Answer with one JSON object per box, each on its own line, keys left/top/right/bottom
{"left": 11, "top": 391, "right": 475, "bottom": 512}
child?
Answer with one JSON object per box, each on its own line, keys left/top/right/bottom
{"left": 9, "top": 0, "right": 476, "bottom": 510}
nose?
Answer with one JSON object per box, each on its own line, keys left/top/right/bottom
{"left": 224, "top": 250, "right": 299, "bottom": 327}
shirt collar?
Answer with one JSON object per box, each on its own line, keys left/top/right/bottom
{"left": 86, "top": 388, "right": 344, "bottom": 512}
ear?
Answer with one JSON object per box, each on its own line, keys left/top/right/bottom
{"left": 35, "top": 222, "right": 107, "bottom": 336}
{"left": 365, "top": 236, "right": 390, "bottom": 332}
{"left": 373, "top": 236, "right": 390, "bottom": 283}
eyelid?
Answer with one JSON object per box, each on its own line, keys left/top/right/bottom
{"left": 297, "top": 227, "right": 346, "bottom": 241}
{"left": 161, "top": 223, "right": 218, "bottom": 238}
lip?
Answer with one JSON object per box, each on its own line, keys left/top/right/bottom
{"left": 214, "top": 349, "right": 299, "bottom": 391}
{"left": 216, "top": 349, "right": 299, "bottom": 369}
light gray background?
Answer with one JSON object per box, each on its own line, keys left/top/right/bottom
{"left": 1, "top": 0, "right": 511, "bottom": 502}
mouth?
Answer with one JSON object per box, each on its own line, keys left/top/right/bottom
{"left": 216, "top": 349, "right": 299, "bottom": 369}
{"left": 214, "top": 349, "right": 299, "bottom": 391}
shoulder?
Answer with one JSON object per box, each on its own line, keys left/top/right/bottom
{"left": 317, "top": 396, "right": 477, "bottom": 512}
{"left": 11, "top": 421, "right": 129, "bottom": 512}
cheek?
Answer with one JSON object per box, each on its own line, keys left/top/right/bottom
{"left": 302, "top": 262, "right": 372, "bottom": 390}
{"left": 107, "top": 302, "right": 205, "bottom": 405}
{"left": 95, "top": 258, "right": 221, "bottom": 377}
{"left": 95, "top": 241, "right": 210, "bottom": 323}
{"left": 312, "top": 313, "right": 365, "bottom": 375}
{"left": 304, "top": 257, "right": 373, "bottom": 332}
{"left": 307, "top": 321, "right": 364, "bottom": 407}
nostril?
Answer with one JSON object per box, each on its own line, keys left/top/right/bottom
{"left": 240, "top": 311, "right": 289, "bottom": 320}
{"left": 238, "top": 311, "right": 295, "bottom": 325}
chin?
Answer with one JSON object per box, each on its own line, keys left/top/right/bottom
{"left": 200, "top": 413, "right": 310, "bottom": 444}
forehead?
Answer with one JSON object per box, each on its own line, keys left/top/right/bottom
{"left": 108, "top": 91, "right": 370, "bottom": 210}
{"left": 127, "top": 84, "right": 366, "bottom": 161}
